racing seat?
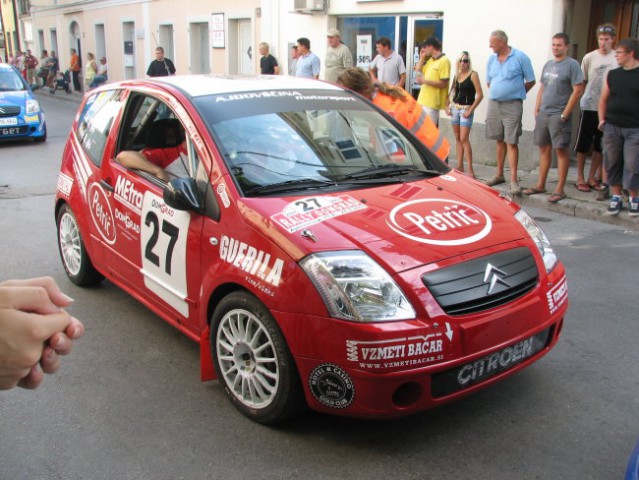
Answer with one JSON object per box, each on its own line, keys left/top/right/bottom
{"left": 145, "top": 118, "right": 185, "bottom": 149}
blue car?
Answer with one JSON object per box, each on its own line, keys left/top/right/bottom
{"left": 0, "top": 63, "right": 47, "bottom": 142}
{"left": 627, "top": 438, "right": 639, "bottom": 480}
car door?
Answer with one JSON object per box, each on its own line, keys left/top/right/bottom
{"left": 99, "top": 91, "right": 210, "bottom": 330}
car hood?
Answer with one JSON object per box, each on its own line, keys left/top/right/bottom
{"left": 240, "top": 173, "right": 526, "bottom": 272}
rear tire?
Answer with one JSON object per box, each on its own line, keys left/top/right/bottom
{"left": 211, "top": 291, "right": 304, "bottom": 424}
{"left": 56, "top": 204, "right": 104, "bottom": 286}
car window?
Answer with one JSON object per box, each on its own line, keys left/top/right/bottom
{"left": 77, "top": 90, "right": 125, "bottom": 167}
{"left": 0, "top": 68, "right": 27, "bottom": 91}
{"left": 117, "top": 93, "right": 200, "bottom": 182}
{"left": 208, "top": 106, "right": 444, "bottom": 195}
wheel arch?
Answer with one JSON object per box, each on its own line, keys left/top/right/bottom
{"left": 199, "top": 282, "right": 249, "bottom": 381}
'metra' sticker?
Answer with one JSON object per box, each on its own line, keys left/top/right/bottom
{"left": 387, "top": 198, "right": 492, "bottom": 246}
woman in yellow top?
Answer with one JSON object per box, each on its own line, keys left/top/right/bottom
{"left": 337, "top": 67, "right": 449, "bottom": 162}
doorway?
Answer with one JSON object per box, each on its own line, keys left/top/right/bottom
{"left": 588, "top": 0, "right": 639, "bottom": 50}
{"left": 189, "top": 22, "right": 210, "bottom": 74}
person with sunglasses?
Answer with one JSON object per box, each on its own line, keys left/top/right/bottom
{"left": 445, "top": 51, "right": 484, "bottom": 177}
{"left": 574, "top": 24, "right": 618, "bottom": 197}
{"left": 598, "top": 38, "right": 639, "bottom": 217}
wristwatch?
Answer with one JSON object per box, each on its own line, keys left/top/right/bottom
{"left": 560, "top": 114, "right": 566, "bottom": 121}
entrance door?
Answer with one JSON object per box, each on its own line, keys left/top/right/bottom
{"left": 238, "top": 19, "right": 252, "bottom": 74}
{"left": 404, "top": 17, "right": 444, "bottom": 96}
{"left": 588, "top": 0, "right": 639, "bottom": 50}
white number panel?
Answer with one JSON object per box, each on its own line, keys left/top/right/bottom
{"left": 140, "top": 191, "right": 191, "bottom": 317}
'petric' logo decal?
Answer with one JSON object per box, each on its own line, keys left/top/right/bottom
{"left": 387, "top": 199, "right": 492, "bottom": 246}
{"left": 89, "top": 183, "right": 116, "bottom": 245}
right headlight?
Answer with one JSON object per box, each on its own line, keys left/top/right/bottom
{"left": 299, "top": 251, "right": 415, "bottom": 322}
{"left": 515, "top": 209, "right": 558, "bottom": 273}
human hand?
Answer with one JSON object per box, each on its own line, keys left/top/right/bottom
{"left": 0, "top": 277, "right": 82, "bottom": 390}
{"left": 462, "top": 110, "right": 471, "bottom": 119}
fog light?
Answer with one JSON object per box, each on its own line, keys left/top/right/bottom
{"left": 392, "top": 382, "right": 422, "bottom": 408}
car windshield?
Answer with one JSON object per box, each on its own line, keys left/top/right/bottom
{"left": 0, "top": 69, "right": 27, "bottom": 92}
{"left": 195, "top": 89, "right": 448, "bottom": 196}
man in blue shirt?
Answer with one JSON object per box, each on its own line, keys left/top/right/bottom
{"left": 295, "top": 37, "right": 320, "bottom": 79}
{"left": 485, "top": 30, "right": 536, "bottom": 195}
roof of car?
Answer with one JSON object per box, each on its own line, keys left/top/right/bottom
{"left": 137, "top": 74, "right": 345, "bottom": 98}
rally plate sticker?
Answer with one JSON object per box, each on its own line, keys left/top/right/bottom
{"left": 430, "top": 328, "right": 551, "bottom": 398}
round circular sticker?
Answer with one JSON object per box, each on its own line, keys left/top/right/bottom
{"left": 387, "top": 198, "right": 492, "bottom": 246}
{"left": 309, "top": 363, "right": 355, "bottom": 409}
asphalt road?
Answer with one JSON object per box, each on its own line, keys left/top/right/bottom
{"left": 1, "top": 94, "right": 638, "bottom": 480}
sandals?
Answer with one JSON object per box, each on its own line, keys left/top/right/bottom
{"left": 575, "top": 183, "right": 591, "bottom": 192}
{"left": 547, "top": 192, "right": 567, "bottom": 203}
{"left": 523, "top": 187, "right": 546, "bottom": 195}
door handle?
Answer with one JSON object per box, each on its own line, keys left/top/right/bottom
{"left": 100, "top": 179, "right": 114, "bottom": 192}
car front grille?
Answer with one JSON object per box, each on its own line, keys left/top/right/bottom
{"left": 422, "top": 247, "right": 538, "bottom": 316}
{"left": 0, "top": 106, "right": 21, "bottom": 117}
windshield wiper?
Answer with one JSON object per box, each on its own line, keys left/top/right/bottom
{"left": 334, "top": 164, "right": 441, "bottom": 181}
{"left": 244, "top": 178, "right": 335, "bottom": 195}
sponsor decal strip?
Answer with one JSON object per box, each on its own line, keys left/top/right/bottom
{"left": 546, "top": 276, "right": 568, "bottom": 314}
{"left": 272, "top": 195, "right": 366, "bottom": 233}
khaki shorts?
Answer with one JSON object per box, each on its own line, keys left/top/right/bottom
{"left": 485, "top": 99, "right": 523, "bottom": 145}
{"left": 534, "top": 112, "right": 572, "bottom": 149}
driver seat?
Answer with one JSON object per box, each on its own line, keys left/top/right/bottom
{"left": 145, "top": 118, "right": 185, "bottom": 149}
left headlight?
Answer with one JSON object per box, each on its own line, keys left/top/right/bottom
{"left": 515, "top": 209, "right": 558, "bottom": 273}
{"left": 26, "top": 99, "right": 40, "bottom": 114}
{"left": 299, "top": 251, "right": 416, "bottom": 322}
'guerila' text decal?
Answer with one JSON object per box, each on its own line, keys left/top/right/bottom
{"left": 219, "top": 235, "right": 284, "bottom": 287}
{"left": 387, "top": 198, "right": 492, "bottom": 246}
{"left": 271, "top": 195, "right": 366, "bottom": 233}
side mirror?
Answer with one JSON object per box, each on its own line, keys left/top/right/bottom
{"left": 164, "top": 177, "right": 204, "bottom": 214}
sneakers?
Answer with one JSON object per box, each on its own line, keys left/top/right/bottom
{"left": 630, "top": 197, "right": 639, "bottom": 217}
{"left": 510, "top": 181, "right": 522, "bottom": 196}
{"left": 595, "top": 184, "right": 610, "bottom": 201}
{"left": 606, "top": 195, "right": 622, "bottom": 216}
{"left": 486, "top": 175, "right": 505, "bottom": 187}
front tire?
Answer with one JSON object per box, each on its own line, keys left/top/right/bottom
{"left": 56, "top": 203, "right": 104, "bottom": 286}
{"left": 211, "top": 291, "right": 304, "bottom": 424}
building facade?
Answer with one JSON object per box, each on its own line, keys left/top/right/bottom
{"left": 5, "top": 0, "right": 639, "bottom": 166}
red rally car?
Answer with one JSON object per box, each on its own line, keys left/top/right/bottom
{"left": 55, "top": 76, "right": 568, "bottom": 424}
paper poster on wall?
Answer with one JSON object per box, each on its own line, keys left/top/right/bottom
{"left": 211, "top": 13, "right": 225, "bottom": 48}
{"left": 356, "top": 35, "right": 373, "bottom": 70}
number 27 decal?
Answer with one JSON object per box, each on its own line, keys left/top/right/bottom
{"left": 140, "top": 191, "right": 190, "bottom": 316}
{"left": 145, "top": 211, "right": 179, "bottom": 275}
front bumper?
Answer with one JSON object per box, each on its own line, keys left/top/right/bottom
{"left": 283, "top": 263, "right": 568, "bottom": 418}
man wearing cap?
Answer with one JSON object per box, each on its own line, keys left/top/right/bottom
{"left": 325, "top": 28, "right": 353, "bottom": 84}
{"left": 415, "top": 37, "right": 451, "bottom": 127}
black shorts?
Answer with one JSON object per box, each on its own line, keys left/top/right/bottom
{"left": 574, "top": 110, "right": 603, "bottom": 153}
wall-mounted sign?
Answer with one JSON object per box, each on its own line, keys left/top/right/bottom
{"left": 356, "top": 35, "right": 373, "bottom": 70}
{"left": 212, "top": 13, "right": 225, "bottom": 49}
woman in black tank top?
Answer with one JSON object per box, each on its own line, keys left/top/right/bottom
{"left": 445, "top": 51, "right": 484, "bottom": 177}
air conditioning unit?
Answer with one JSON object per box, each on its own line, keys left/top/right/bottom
{"left": 293, "top": 0, "right": 326, "bottom": 13}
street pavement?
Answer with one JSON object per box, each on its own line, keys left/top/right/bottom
{"left": 35, "top": 88, "right": 639, "bottom": 232}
